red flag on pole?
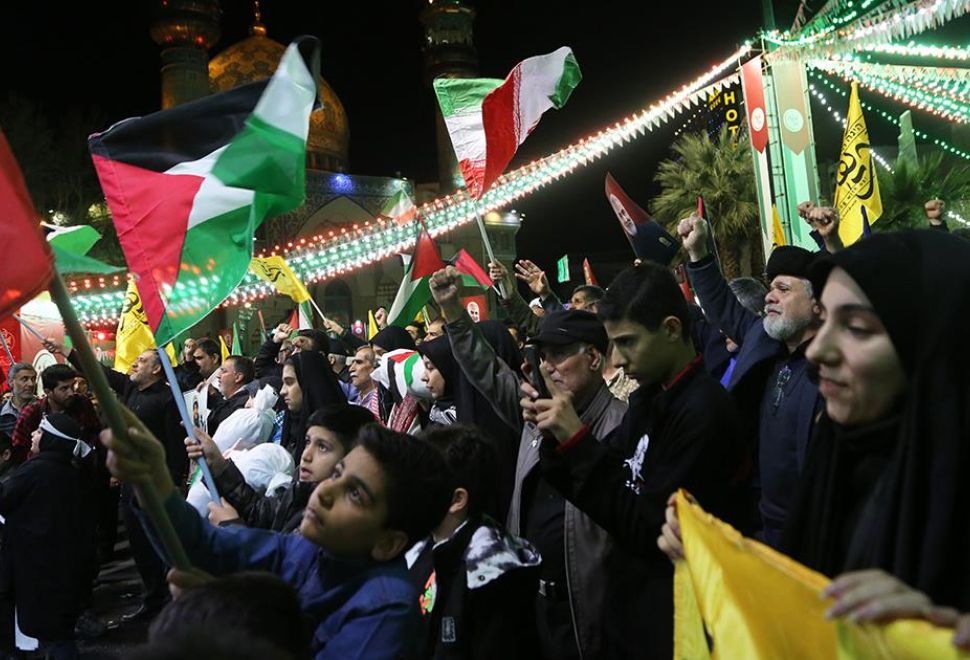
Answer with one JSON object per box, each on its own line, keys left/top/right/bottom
{"left": 0, "top": 129, "right": 54, "bottom": 320}
{"left": 740, "top": 56, "right": 769, "bottom": 154}
{"left": 583, "top": 258, "right": 599, "bottom": 286}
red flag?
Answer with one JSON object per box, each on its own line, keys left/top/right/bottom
{"left": 605, "top": 173, "right": 679, "bottom": 265}
{"left": 452, "top": 249, "right": 492, "bottom": 288}
{"left": 741, "top": 56, "right": 768, "bottom": 154}
{"left": 583, "top": 258, "right": 599, "bottom": 286}
{"left": 0, "top": 130, "right": 53, "bottom": 320}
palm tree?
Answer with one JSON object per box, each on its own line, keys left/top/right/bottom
{"left": 876, "top": 152, "right": 970, "bottom": 231}
{"left": 653, "top": 127, "right": 763, "bottom": 278}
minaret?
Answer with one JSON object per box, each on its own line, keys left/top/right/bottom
{"left": 150, "top": 0, "right": 222, "bottom": 109}
{"left": 420, "top": 0, "right": 479, "bottom": 193}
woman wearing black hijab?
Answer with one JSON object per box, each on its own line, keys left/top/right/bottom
{"left": 0, "top": 413, "right": 97, "bottom": 657}
{"left": 418, "top": 335, "right": 460, "bottom": 427}
{"left": 279, "top": 351, "right": 346, "bottom": 465}
{"left": 780, "top": 230, "right": 970, "bottom": 611}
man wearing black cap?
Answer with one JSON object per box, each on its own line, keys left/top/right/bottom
{"left": 522, "top": 261, "right": 749, "bottom": 659}
{"left": 678, "top": 213, "right": 823, "bottom": 548}
{"left": 429, "top": 266, "right": 627, "bottom": 660}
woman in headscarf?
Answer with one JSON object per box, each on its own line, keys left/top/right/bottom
{"left": 418, "top": 335, "right": 460, "bottom": 427}
{"left": 776, "top": 230, "right": 970, "bottom": 612}
{"left": 371, "top": 325, "right": 419, "bottom": 426}
{"left": 279, "top": 351, "right": 346, "bottom": 465}
{"left": 0, "top": 413, "right": 97, "bottom": 658}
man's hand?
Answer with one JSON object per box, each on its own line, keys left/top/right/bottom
{"left": 925, "top": 198, "right": 945, "bottom": 226}
{"left": 184, "top": 427, "right": 227, "bottom": 472}
{"left": 429, "top": 266, "right": 464, "bottom": 320}
{"left": 374, "top": 307, "right": 387, "bottom": 328}
{"left": 271, "top": 323, "right": 293, "bottom": 344}
{"left": 822, "top": 569, "right": 941, "bottom": 623}
{"left": 322, "top": 317, "right": 344, "bottom": 335}
{"left": 519, "top": 363, "right": 583, "bottom": 442}
{"left": 797, "top": 200, "right": 816, "bottom": 220}
{"left": 657, "top": 492, "right": 684, "bottom": 562}
{"left": 207, "top": 497, "right": 240, "bottom": 526}
{"left": 514, "top": 260, "right": 552, "bottom": 299}
{"left": 42, "top": 336, "right": 72, "bottom": 358}
{"left": 805, "top": 206, "right": 843, "bottom": 252}
{"left": 102, "top": 412, "right": 175, "bottom": 499}
{"left": 166, "top": 567, "right": 214, "bottom": 600}
{"left": 488, "top": 260, "right": 514, "bottom": 288}
{"left": 676, "top": 214, "right": 710, "bottom": 262}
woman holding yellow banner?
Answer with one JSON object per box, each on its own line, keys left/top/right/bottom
{"left": 660, "top": 230, "right": 970, "bottom": 656}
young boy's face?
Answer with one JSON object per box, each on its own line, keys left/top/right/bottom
{"left": 299, "top": 425, "right": 346, "bottom": 483}
{"left": 301, "top": 446, "right": 404, "bottom": 561}
{"left": 604, "top": 318, "right": 676, "bottom": 386}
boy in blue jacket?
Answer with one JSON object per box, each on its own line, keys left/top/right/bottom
{"left": 105, "top": 420, "right": 453, "bottom": 659}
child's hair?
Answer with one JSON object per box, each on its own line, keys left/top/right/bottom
{"left": 421, "top": 425, "right": 498, "bottom": 519}
{"left": 148, "top": 571, "right": 308, "bottom": 659}
{"left": 305, "top": 405, "right": 374, "bottom": 453}
{"left": 357, "top": 425, "right": 452, "bottom": 546}
{"left": 598, "top": 261, "right": 691, "bottom": 341}
{"left": 131, "top": 629, "right": 293, "bottom": 660}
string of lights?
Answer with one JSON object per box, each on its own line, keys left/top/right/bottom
{"left": 67, "top": 45, "right": 753, "bottom": 325}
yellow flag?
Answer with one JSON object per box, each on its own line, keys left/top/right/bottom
{"left": 219, "top": 335, "right": 230, "bottom": 362}
{"left": 115, "top": 279, "right": 157, "bottom": 374}
{"left": 771, "top": 204, "right": 787, "bottom": 247}
{"left": 367, "top": 310, "right": 379, "bottom": 340}
{"left": 250, "top": 256, "right": 311, "bottom": 303}
{"left": 834, "top": 82, "right": 882, "bottom": 246}
{"left": 674, "top": 490, "right": 962, "bottom": 658}
{"left": 164, "top": 342, "right": 177, "bottom": 366}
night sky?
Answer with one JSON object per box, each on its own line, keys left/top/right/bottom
{"left": 6, "top": 0, "right": 862, "bottom": 288}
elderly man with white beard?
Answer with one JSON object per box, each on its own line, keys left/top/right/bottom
{"left": 678, "top": 214, "right": 825, "bottom": 548}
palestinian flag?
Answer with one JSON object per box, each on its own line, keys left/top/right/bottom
{"left": 381, "top": 189, "right": 417, "bottom": 226}
{"left": 88, "top": 37, "right": 320, "bottom": 345}
{"left": 433, "top": 47, "right": 581, "bottom": 199}
{"left": 373, "top": 349, "right": 431, "bottom": 400}
{"left": 451, "top": 249, "right": 492, "bottom": 289}
{"left": 287, "top": 301, "right": 313, "bottom": 330}
{"left": 387, "top": 225, "right": 446, "bottom": 327}
{"left": 44, "top": 224, "right": 124, "bottom": 275}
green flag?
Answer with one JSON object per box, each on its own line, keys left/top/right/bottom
{"left": 557, "top": 254, "right": 570, "bottom": 283}
{"left": 232, "top": 322, "right": 243, "bottom": 356}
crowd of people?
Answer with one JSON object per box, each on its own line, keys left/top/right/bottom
{"left": 0, "top": 202, "right": 969, "bottom": 659}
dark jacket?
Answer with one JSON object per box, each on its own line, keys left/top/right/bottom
{"left": 446, "top": 313, "right": 628, "bottom": 659}
{"left": 69, "top": 352, "right": 188, "bottom": 484}
{"left": 687, "top": 255, "right": 821, "bottom": 545}
{"left": 0, "top": 451, "right": 96, "bottom": 640}
{"left": 143, "top": 492, "right": 420, "bottom": 659}
{"left": 215, "top": 460, "right": 313, "bottom": 533}
{"left": 173, "top": 360, "right": 202, "bottom": 392}
{"left": 539, "top": 360, "right": 749, "bottom": 659}
{"left": 406, "top": 516, "right": 541, "bottom": 660}
{"left": 253, "top": 338, "right": 284, "bottom": 381}
{"left": 206, "top": 388, "right": 251, "bottom": 437}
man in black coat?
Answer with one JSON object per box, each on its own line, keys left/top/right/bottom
{"left": 205, "top": 355, "right": 254, "bottom": 436}
{"left": 522, "top": 262, "right": 750, "bottom": 659}
{"left": 49, "top": 339, "right": 186, "bottom": 621}
{"left": 679, "top": 214, "right": 823, "bottom": 547}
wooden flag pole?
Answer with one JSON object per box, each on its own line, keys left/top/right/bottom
{"left": 306, "top": 297, "right": 329, "bottom": 325}
{"left": 0, "top": 329, "right": 14, "bottom": 367}
{"left": 48, "top": 272, "right": 191, "bottom": 571}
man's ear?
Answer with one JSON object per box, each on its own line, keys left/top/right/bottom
{"left": 449, "top": 487, "right": 469, "bottom": 516}
{"left": 371, "top": 529, "right": 410, "bottom": 562}
{"left": 662, "top": 316, "right": 683, "bottom": 342}
{"left": 587, "top": 347, "right": 604, "bottom": 372}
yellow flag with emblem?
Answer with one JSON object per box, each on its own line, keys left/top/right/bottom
{"left": 367, "top": 310, "right": 379, "bottom": 340}
{"left": 674, "top": 490, "right": 961, "bottom": 659}
{"left": 771, "top": 205, "right": 787, "bottom": 247}
{"left": 250, "top": 256, "right": 311, "bottom": 303}
{"left": 834, "top": 82, "right": 882, "bottom": 246}
{"left": 115, "top": 279, "right": 157, "bottom": 374}
{"left": 219, "top": 334, "right": 230, "bottom": 362}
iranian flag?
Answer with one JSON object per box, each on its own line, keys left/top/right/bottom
{"left": 433, "top": 47, "right": 581, "bottom": 199}
{"left": 387, "top": 225, "right": 446, "bottom": 327}
{"left": 88, "top": 37, "right": 319, "bottom": 345}
{"left": 381, "top": 189, "right": 417, "bottom": 226}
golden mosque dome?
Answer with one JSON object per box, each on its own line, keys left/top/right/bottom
{"left": 208, "top": 24, "right": 349, "bottom": 171}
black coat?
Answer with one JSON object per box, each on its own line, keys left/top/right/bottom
{"left": 0, "top": 452, "right": 96, "bottom": 639}
{"left": 216, "top": 461, "right": 313, "bottom": 533}
{"left": 253, "top": 338, "right": 284, "bottom": 381}
{"left": 539, "top": 360, "right": 750, "bottom": 659}
{"left": 407, "top": 516, "right": 540, "bottom": 660}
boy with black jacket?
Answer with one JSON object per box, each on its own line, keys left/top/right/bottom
{"left": 190, "top": 405, "right": 376, "bottom": 533}
{"left": 521, "top": 262, "right": 751, "bottom": 659}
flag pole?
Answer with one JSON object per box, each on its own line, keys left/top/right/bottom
{"left": 156, "top": 348, "right": 221, "bottom": 504}
{"left": 12, "top": 314, "right": 46, "bottom": 343}
{"left": 306, "top": 297, "right": 329, "bottom": 324}
{"left": 48, "top": 272, "right": 191, "bottom": 571}
{"left": 0, "top": 329, "right": 14, "bottom": 366}
{"left": 473, "top": 206, "right": 507, "bottom": 299}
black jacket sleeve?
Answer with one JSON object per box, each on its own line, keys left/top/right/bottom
{"left": 162, "top": 396, "right": 189, "bottom": 485}
{"left": 253, "top": 339, "right": 282, "bottom": 380}
{"left": 686, "top": 255, "right": 761, "bottom": 351}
